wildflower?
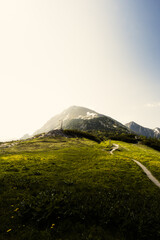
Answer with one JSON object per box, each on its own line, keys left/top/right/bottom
{"left": 11, "top": 216, "right": 14, "bottom": 219}
{"left": 51, "top": 224, "right": 55, "bottom": 228}
{"left": 7, "top": 229, "right": 12, "bottom": 233}
{"left": 11, "top": 205, "right": 14, "bottom": 207}
{"left": 14, "top": 208, "right": 19, "bottom": 212}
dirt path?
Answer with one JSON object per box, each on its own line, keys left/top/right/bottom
{"left": 133, "top": 159, "right": 160, "bottom": 188}
{"left": 109, "top": 142, "right": 160, "bottom": 189}
{"left": 110, "top": 144, "right": 119, "bottom": 155}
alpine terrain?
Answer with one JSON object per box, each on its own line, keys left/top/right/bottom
{"left": 34, "top": 106, "right": 129, "bottom": 136}
{"left": 125, "top": 121, "right": 160, "bottom": 138}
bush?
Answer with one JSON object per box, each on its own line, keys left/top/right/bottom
{"left": 63, "top": 129, "right": 102, "bottom": 143}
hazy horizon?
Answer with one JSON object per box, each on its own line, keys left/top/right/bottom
{"left": 0, "top": 0, "right": 160, "bottom": 141}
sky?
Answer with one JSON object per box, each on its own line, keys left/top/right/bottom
{"left": 0, "top": 0, "right": 160, "bottom": 141}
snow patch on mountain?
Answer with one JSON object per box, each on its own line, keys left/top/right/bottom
{"left": 86, "top": 112, "right": 97, "bottom": 118}
{"left": 75, "top": 112, "right": 98, "bottom": 120}
{"left": 154, "top": 128, "right": 160, "bottom": 133}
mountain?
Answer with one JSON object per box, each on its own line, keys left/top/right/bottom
{"left": 20, "top": 133, "right": 30, "bottom": 140}
{"left": 154, "top": 128, "right": 160, "bottom": 138}
{"left": 34, "top": 106, "right": 129, "bottom": 136}
{"left": 125, "top": 121, "right": 160, "bottom": 138}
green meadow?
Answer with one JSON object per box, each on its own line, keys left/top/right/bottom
{"left": 0, "top": 137, "right": 160, "bottom": 240}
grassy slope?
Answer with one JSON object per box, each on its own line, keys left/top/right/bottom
{"left": 114, "top": 141, "right": 160, "bottom": 181}
{"left": 0, "top": 138, "right": 160, "bottom": 240}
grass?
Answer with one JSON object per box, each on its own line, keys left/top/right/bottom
{"left": 113, "top": 140, "right": 160, "bottom": 181}
{"left": 0, "top": 137, "right": 160, "bottom": 239}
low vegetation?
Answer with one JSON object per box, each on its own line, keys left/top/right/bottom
{"left": 96, "top": 131, "right": 160, "bottom": 151}
{"left": 63, "top": 129, "right": 102, "bottom": 143}
{"left": 140, "top": 136, "right": 160, "bottom": 151}
{"left": 0, "top": 135, "right": 160, "bottom": 240}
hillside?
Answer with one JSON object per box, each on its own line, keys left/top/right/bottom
{"left": 33, "top": 106, "right": 129, "bottom": 136}
{"left": 125, "top": 121, "right": 160, "bottom": 138}
{"left": 1, "top": 135, "right": 160, "bottom": 239}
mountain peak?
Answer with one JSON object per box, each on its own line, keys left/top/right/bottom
{"left": 33, "top": 106, "right": 129, "bottom": 136}
{"left": 126, "top": 121, "right": 140, "bottom": 127}
{"left": 125, "top": 121, "right": 160, "bottom": 138}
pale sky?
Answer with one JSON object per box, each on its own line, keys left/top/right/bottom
{"left": 0, "top": 0, "right": 160, "bottom": 141}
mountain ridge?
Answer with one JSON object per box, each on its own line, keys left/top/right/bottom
{"left": 125, "top": 121, "right": 160, "bottom": 138}
{"left": 21, "top": 106, "right": 159, "bottom": 140}
{"left": 33, "top": 106, "right": 129, "bottom": 136}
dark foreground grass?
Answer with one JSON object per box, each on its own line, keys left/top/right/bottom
{"left": 0, "top": 137, "right": 160, "bottom": 240}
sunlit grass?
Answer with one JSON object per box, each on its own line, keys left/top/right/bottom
{"left": 113, "top": 140, "right": 160, "bottom": 181}
{"left": 0, "top": 137, "right": 160, "bottom": 239}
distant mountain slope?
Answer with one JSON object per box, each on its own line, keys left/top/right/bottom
{"left": 154, "top": 128, "right": 160, "bottom": 138}
{"left": 20, "top": 133, "right": 30, "bottom": 140}
{"left": 125, "top": 121, "right": 160, "bottom": 138}
{"left": 34, "top": 106, "right": 129, "bottom": 135}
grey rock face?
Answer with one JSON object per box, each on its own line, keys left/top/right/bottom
{"left": 33, "top": 106, "right": 129, "bottom": 135}
{"left": 125, "top": 121, "right": 160, "bottom": 138}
